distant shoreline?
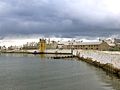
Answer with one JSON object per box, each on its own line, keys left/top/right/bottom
{"left": 0, "top": 49, "right": 72, "bottom": 55}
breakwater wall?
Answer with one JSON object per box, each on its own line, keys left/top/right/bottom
{"left": 74, "top": 50, "right": 120, "bottom": 77}
{"left": 73, "top": 50, "right": 120, "bottom": 68}
{"left": 51, "top": 55, "right": 76, "bottom": 59}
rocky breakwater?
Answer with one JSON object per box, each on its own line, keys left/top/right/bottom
{"left": 74, "top": 50, "right": 120, "bottom": 77}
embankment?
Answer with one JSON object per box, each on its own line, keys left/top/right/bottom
{"left": 74, "top": 50, "right": 120, "bottom": 77}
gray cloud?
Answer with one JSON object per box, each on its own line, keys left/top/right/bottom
{"left": 0, "top": 0, "right": 120, "bottom": 37}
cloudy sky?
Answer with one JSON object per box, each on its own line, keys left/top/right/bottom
{"left": 0, "top": 0, "right": 120, "bottom": 38}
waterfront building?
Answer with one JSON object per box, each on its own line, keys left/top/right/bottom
{"left": 1, "top": 46, "right": 6, "bottom": 50}
{"left": 57, "top": 44, "right": 64, "bottom": 49}
{"left": 8, "top": 46, "right": 19, "bottom": 50}
{"left": 114, "top": 38, "right": 120, "bottom": 50}
{"left": 22, "top": 42, "right": 38, "bottom": 50}
{"left": 62, "top": 40, "right": 110, "bottom": 51}
{"left": 46, "top": 40, "right": 58, "bottom": 49}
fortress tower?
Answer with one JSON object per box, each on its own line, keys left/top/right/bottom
{"left": 39, "top": 39, "right": 46, "bottom": 53}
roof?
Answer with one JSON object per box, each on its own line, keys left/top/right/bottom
{"left": 64, "top": 41, "right": 103, "bottom": 45}
{"left": 106, "top": 42, "right": 115, "bottom": 46}
{"left": 108, "top": 43, "right": 116, "bottom": 46}
{"left": 74, "top": 42, "right": 102, "bottom": 45}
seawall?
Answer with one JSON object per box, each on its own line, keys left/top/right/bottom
{"left": 74, "top": 50, "right": 120, "bottom": 77}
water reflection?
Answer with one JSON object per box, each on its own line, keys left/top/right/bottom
{"left": 39, "top": 54, "right": 46, "bottom": 58}
{"left": 89, "top": 65, "right": 120, "bottom": 90}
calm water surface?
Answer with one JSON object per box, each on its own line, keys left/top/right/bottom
{"left": 0, "top": 54, "right": 120, "bottom": 90}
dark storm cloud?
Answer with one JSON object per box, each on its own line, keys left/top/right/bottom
{"left": 0, "top": 0, "right": 120, "bottom": 37}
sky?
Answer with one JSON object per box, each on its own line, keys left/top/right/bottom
{"left": 0, "top": 0, "right": 120, "bottom": 38}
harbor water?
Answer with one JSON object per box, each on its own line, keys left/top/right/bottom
{"left": 0, "top": 54, "right": 120, "bottom": 90}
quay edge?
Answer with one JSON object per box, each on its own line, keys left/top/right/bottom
{"left": 76, "top": 55, "right": 120, "bottom": 77}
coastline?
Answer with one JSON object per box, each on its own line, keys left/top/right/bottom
{"left": 73, "top": 50, "right": 120, "bottom": 77}
{"left": 0, "top": 49, "right": 72, "bottom": 55}
{"left": 76, "top": 55, "right": 120, "bottom": 77}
